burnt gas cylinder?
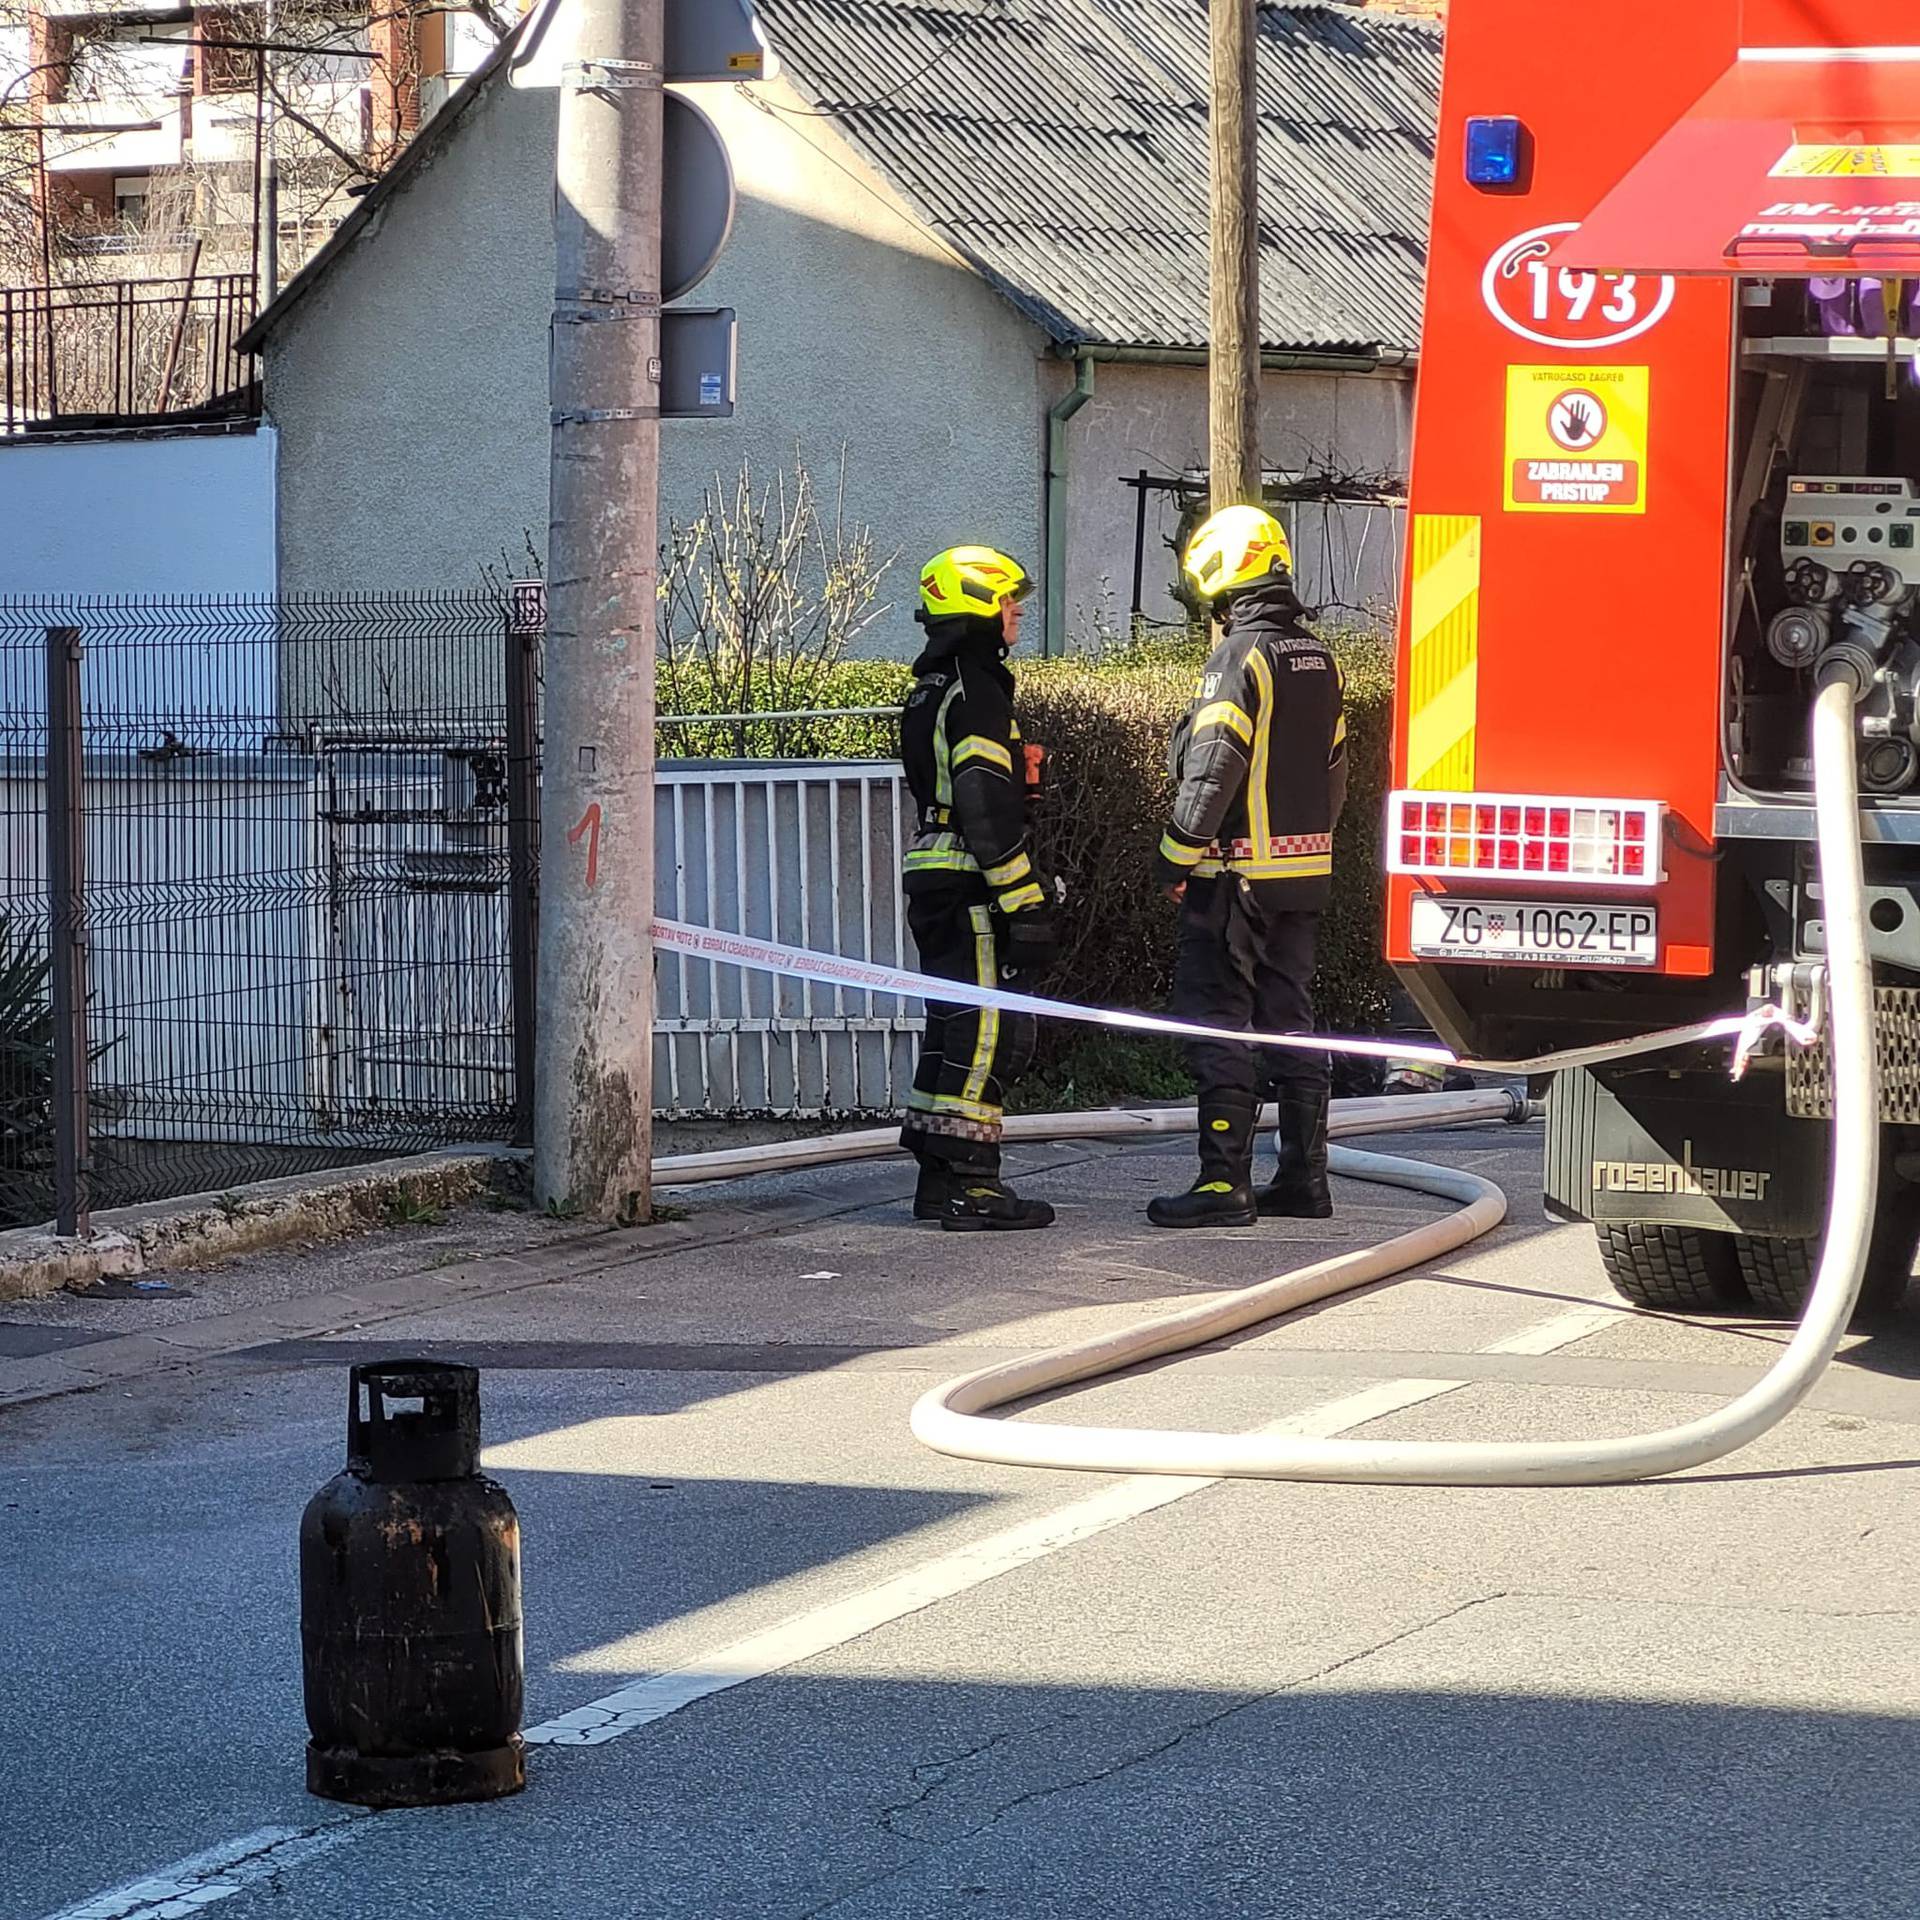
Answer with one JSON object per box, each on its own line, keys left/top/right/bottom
{"left": 300, "top": 1360, "right": 524, "bottom": 1806}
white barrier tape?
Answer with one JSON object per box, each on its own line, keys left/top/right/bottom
{"left": 1731, "top": 975, "right": 1826, "bottom": 1082}
{"left": 652, "top": 918, "right": 1783, "bottom": 1078}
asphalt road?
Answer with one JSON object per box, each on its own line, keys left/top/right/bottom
{"left": 4, "top": 1121, "right": 1919, "bottom": 1919}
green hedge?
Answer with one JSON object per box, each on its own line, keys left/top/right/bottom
{"left": 1017, "top": 631, "right": 1396, "bottom": 1043}
{"left": 0, "top": 915, "right": 56, "bottom": 1229}
{"left": 655, "top": 630, "right": 1397, "bottom": 1054}
{"left": 656, "top": 659, "right": 908, "bottom": 762}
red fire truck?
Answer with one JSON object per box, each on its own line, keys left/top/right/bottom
{"left": 1390, "top": 1, "right": 1920, "bottom": 1315}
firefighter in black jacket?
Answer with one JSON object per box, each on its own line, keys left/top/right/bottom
{"left": 900, "top": 546, "right": 1058, "bottom": 1232}
{"left": 1150, "top": 506, "right": 1348, "bottom": 1228}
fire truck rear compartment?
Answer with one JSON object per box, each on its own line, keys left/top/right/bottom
{"left": 1534, "top": 278, "right": 1920, "bottom": 1316}
{"left": 1725, "top": 278, "right": 1920, "bottom": 1021}
{"left": 1731, "top": 279, "right": 1920, "bottom": 808}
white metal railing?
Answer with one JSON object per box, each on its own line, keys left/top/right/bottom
{"left": 0, "top": 746, "right": 927, "bottom": 1136}
{"left": 652, "top": 759, "right": 920, "bottom": 1116}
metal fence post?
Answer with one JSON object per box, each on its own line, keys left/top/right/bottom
{"left": 1131, "top": 468, "right": 1151, "bottom": 621}
{"left": 44, "top": 625, "right": 91, "bottom": 1238}
{"left": 505, "top": 585, "right": 545, "bottom": 1149}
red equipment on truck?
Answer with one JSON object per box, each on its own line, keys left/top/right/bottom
{"left": 1392, "top": 0, "right": 1920, "bottom": 1316}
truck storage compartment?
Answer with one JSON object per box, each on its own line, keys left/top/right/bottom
{"left": 1729, "top": 276, "right": 1920, "bottom": 801}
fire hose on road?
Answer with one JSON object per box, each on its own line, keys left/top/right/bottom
{"left": 658, "top": 681, "right": 1878, "bottom": 1486}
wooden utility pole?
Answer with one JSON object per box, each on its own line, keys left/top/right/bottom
{"left": 1208, "top": 0, "right": 1262, "bottom": 512}
{"left": 536, "top": 0, "right": 664, "bottom": 1222}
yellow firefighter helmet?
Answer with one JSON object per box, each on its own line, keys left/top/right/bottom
{"left": 918, "top": 546, "right": 1034, "bottom": 619}
{"left": 1182, "top": 505, "right": 1293, "bottom": 601}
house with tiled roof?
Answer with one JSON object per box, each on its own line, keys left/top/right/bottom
{"left": 245, "top": 0, "right": 1441, "bottom": 646}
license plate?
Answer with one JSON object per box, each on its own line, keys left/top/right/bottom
{"left": 1409, "top": 895, "right": 1658, "bottom": 968}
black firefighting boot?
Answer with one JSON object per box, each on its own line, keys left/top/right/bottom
{"left": 912, "top": 1157, "right": 964, "bottom": 1221}
{"left": 1148, "top": 1097, "right": 1259, "bottom": 1228}
{"left": 934, "top": 1151, "right": 1055, "bottom": 1233}
{"left": 1257, "top": 1086, "right": 1333, "bottom": 1219}
{"left": 905, "top": 1131, "right": 951, "bottom": 1220}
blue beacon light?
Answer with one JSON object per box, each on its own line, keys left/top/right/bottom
{"left": 1465, "top": 116, "right": 1525, "bottom": 189}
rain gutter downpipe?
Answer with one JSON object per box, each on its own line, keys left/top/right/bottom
{"left": 1044, "top": 351, "right": 1096, "bottom": 657}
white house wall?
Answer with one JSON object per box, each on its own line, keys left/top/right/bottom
{"left": 266, "top": 74, "right": 1052, "bottom": 657}
{"left": 0, "top": 426, "right": 278, "bottom": 598}
{"left": 265, "top": 82, "right": 552, "bottom": 604}
{"left": 1054, "top": 360, "right": 1413, "bottom": 636}
{"left": 658, "top": 83, "right": 1050, "bottom": 657}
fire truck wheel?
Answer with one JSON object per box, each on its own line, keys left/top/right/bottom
{"left": 1594, "top": 1224, "right": 1748, "bottom": 1313}
{"left": 1735, "top": 1198, "right": 1920, "bottom": 1322}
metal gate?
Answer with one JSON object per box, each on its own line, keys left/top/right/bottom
{"left": 313, "top": 741, "right": 515, "bottom": 1137}
{"left": 652, "top": 760, "right": 921, "bottom": 1116}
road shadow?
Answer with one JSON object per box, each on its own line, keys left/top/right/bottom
{"left": 231, "top": 1672, "right": 1920, "bottom": 1920}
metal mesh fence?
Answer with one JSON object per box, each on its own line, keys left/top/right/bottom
{"left": 0, "top": 594, "right": 525, "bottom": 1229}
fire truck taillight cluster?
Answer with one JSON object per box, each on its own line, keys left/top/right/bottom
{"left": 1386, "top": 792, "right": 1664, "bottom": 887}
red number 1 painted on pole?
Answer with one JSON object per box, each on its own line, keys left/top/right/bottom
{"left": 568, "top": 803, "right": 602, "bottom": 888}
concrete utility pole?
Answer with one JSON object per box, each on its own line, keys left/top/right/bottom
{"left": 536, "top": 0, "right": 664, "bottom": 1223}
{"left": 1208, "top": 0, "right": 1262, "bottom": 512}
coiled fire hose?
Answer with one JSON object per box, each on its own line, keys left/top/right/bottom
{"left": 659, "top": 682, "right": 1877, "bottom": 1486}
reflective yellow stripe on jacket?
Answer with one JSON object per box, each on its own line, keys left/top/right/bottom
{"left": 904, "top": 830, "right": 980, "bottom": 877}
{"left": 1244, "top": 646, "right": 1275, "bottom": 857}
{"left": 952, "top": 734, "right": 1013, "bottom": 775}
{"left": 930, "top": 681, "right": 964, "bottom": 807}
{"left": 907, "top": 682, "right": 978, "bottom": 877}
{"left": 1231, "top": 853, "right": 1334, "bottom": 880}
{"left": 1193, "top": 700, "right": 1255, "bottom": 746}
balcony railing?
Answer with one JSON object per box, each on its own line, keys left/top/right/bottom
{"left": 0, "top": 272, "right": 261, "bottom": 436}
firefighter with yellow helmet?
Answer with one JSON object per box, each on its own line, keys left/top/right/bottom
{"left": 1149, "top": 505, "right": 1348, "bottom": 1228}
{"left": 898, "top": 545, "right": 1057, "bottom": 1231}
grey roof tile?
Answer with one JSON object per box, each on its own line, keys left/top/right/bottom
{"left": 751, "top": 0, "right": 1440, "bottom": 355}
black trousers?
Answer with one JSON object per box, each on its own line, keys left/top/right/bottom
{"left": 1171, "top": 876, "right": 1329, "bottom": 1107}
{"left": 902, "top": 888, "right": 1036, "bottom": 1168}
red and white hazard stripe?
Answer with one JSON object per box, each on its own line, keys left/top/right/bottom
{"left": 651, "top": 918, "right": 1766, "bottom": 1077}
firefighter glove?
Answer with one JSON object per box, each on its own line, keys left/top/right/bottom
{"left": 999, "top": 909, "right": 1059, "bottom": 980}
{"left": 1154, "top": 828, "right": 1209, "bottom": 891}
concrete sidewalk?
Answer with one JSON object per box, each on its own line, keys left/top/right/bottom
{"left": 5, "top": 1120, "right": 1920, "bottom": 1920}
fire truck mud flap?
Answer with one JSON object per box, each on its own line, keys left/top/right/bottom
{"left": 1545, "top": 1061, "right": 1827, "bottom": 1239}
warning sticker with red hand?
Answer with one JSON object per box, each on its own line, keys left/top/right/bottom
{"left": 1504, "top": 364, "right": 1649, "bottom": 515}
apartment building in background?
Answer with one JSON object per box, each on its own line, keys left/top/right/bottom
{"left": 0, "top": 0, "right": 500, "bottom": 441}
{"left": 0, "top": 0, "right": 503, "bottom": 601}
{"left": 15, "top": 0, "right": 498, "bottom": 281}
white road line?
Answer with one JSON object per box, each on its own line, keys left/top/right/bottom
{"left": 1481, "top": 1303, "right": 1625, "bottom": 1356}
{"left": 34, "top": 1298, "right": 1625, "bottom": 1920}
{"left": 524, "top": 1302, "right": 1620, "bottom": 1747}
{"left": 40, "top": 1824, "right": 360, "bottom": 1920}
